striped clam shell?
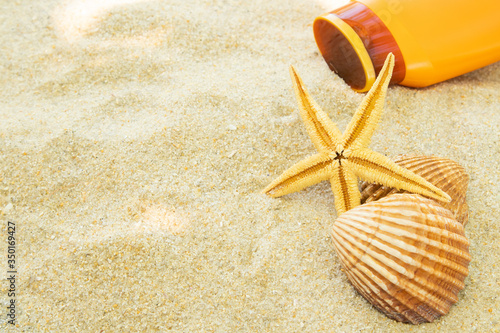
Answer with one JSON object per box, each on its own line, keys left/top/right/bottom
{"left": 360, "top": 155, "right": 469, "bottom": 225}
{"left": 332, "top": 193, "right": 471, "bottom": 324}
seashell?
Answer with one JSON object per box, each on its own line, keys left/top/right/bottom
{"left": 331, "top": 193, "right": 471, "bottom": 324}
{"left": 360, "top": 155, "right": 469, "bottom": 225}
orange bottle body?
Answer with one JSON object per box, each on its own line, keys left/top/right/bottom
{"left": 314, "top": 0, "right": 500, "bottom": 91}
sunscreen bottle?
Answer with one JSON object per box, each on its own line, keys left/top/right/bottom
{"left": 313, "top": 0, "right": 500, "bottom": 92}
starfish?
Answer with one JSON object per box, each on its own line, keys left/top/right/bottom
{"left": 263, "top": 53, "right": 451, "bottom": 214}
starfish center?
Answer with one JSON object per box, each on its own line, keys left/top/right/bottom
{"left": 333, "top": 150, "right": 345, "bottom": 164}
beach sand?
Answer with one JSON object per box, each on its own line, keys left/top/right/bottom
{"left": 1, "top": 0, "right": 499, "bottom": 331}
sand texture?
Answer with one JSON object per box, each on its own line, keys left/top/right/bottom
{"left": 1, "top": 0, "right": 499, "bottom": 331}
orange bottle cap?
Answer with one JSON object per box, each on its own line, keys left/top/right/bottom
{"left": 314, "top": 14, "right": 375, "bottom": 92}
{"left": 314, "top": 1, "right": 405, "bottom": 92}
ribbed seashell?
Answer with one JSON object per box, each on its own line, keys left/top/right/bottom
{"left": 360, "top": 155, "right": 469, "bottom": 225}
{"left": 332, "top": 193, "right": 471, "bottom": 324}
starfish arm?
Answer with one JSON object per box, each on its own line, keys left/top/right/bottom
{"left": 289, "top": 65, "right": 343, "bottom": 152}
{"left": 341, "top": 53, "right": 395, "bottom": 150}
{"left": 330, "top": 160, "right": 361, "bottom": 214}
{"left": 263, "top": 153, "right": 332, "bottom": 197}
{"left": 346, "top": 148, "right": 452, "bottom": 203}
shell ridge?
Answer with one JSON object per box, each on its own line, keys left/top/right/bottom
{"left": 334, "top": 223, "right": 411, "bottom": 277}
{"left": 373, "top": 230, "right": 470, "bottom": 278}
{"left": 346, "top": 250, "right": 449, "bottom": 320}
{"left": 359, "top": 254, "right": 451, "bottom": 317}
{"left": 420, "top": 166, "right": 464, "bottom": 188}
{"left": 340, "top": 209, "right": 469, "bottom": 249}
{"left": 333, "top": 223, "right": 380, "bottom": 271}
{"left": 345, "top": 265, "right": 419, "bottom": 323}
{"left": 331, "top": 227, "right": 363, "bottom": 271}
{"left": 338, "top": 244, "right": 446, "bottom": 323}
{"left": 364, "top": 201, "right": 465, "bottom": 235}
{"left": 347, "top": 216, "right": 471, "bottom": 274}
{"left": 335, "top": 223, "right": 463, "bottom": 301}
